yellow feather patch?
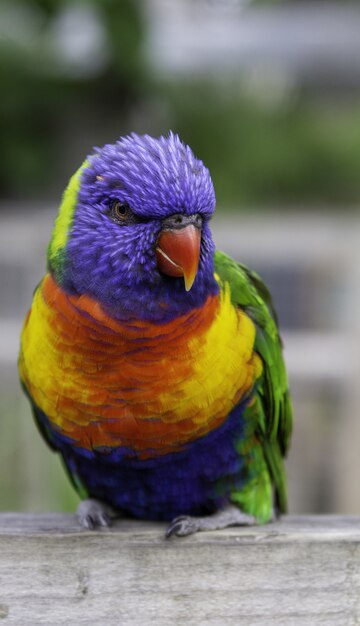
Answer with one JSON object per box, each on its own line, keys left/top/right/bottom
{"left": 183, "top": 281, "right": 262, "bottom": 425}
{"left": 48, "top": 160, "right": 88, "bottom": 265}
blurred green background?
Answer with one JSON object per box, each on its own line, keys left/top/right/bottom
{"left": 1, "top": 0, "right": 360, "bottom": 515}
{"left": 2, "top": 0, "right": 360, "bottom": 208}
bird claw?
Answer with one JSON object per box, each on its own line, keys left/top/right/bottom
{"left": 166, "top": 515, "right": 200, "bottom": 538}
{"left": 77, "top": 499, "right": 115, "bottom": 530}
{"left": 165, "top": 504, "right": 260, "bottom": 538}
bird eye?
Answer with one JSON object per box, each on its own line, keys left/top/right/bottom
{"left": 111, "top": 201, "right": 131, "bottom": 222}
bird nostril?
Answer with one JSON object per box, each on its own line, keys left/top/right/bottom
{"left": 164, "top": 214, "right": 202, "bottom": 229}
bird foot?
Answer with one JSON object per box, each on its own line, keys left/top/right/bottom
{"left": 166, "top": 504, "right": 258, "bottom": 538}
{"left": 166, "top": 515, "right": 200, "bottom": 538}
{"left": 77, "top": 498, "right": 118, "bottom": 530}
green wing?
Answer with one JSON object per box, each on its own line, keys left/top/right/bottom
{"left": 214, "top": 249, "right": 293, "bottom": 517}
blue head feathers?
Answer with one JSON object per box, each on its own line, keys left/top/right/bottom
{"left": 49, "top": 132, "right": 219, "bottom": 322}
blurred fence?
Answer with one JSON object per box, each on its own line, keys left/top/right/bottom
{"left": 146, "top": 1, "right": 360, "bottom": 88}
{"left": 1, "top": 206, "right": 360, "bottom": 515}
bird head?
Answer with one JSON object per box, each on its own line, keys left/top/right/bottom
{"left": 48, "top": 132, "right": 218, "bottom": 322}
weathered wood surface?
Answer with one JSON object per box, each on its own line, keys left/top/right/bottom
{"left": 0, "top": 514, "right": 359, "bottom": 625}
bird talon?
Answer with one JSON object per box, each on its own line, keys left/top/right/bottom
{"left": 99, "top": 513, "right": 110, "bottom": 527}
{"left": 166, "top": 516, "right": 199, "bottom": 538}
{"left": 77, "top": 498, "right": 115, "bottom": 530}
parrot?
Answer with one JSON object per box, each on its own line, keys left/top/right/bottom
{"left": 19, "top": 132, "right": 292, "bottom": 537}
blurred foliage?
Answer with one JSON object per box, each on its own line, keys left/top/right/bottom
{"left": 164, "top": 81, "right": 360, "bottom": 209}
{"left": 1, "top": 0, "right": 360, "bottom": 209}
{"left": 0, "top": 0, "right": 145, "bottom": 198}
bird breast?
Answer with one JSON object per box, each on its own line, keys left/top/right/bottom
{"left": 19, "top": 274, "right": 262, "bottom": 459}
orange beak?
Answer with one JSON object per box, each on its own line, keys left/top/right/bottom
{"left": 156, "top": 224, "right": 201, "bottom": 292}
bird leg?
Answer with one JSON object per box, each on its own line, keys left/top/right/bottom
{"left": 77, "top": 498, "right": 119, "bottom": 529}
{"left": 166, "top": 503, "right": 258, "bottom": 538}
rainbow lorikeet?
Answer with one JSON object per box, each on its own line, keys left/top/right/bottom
{"left": 19, "top": 132, "right": 292, "bottom": 536}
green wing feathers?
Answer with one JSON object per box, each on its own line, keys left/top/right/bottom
{"left": 214, "top": 250, "right": 293, "bottom": 519}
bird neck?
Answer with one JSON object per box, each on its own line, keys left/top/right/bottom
{"left": 53, "top": 258, "right": 220, "bottom": 325}
{"left": 105, "top": 272, "right": 220, "bottom": 324}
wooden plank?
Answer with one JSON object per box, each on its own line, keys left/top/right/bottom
{"left": 0, "top": 514, "right": 359, "bottom": 625}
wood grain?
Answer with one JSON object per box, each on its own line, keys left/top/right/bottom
{"left": 0, "top": 514, "right": 359, "bottom": 625}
